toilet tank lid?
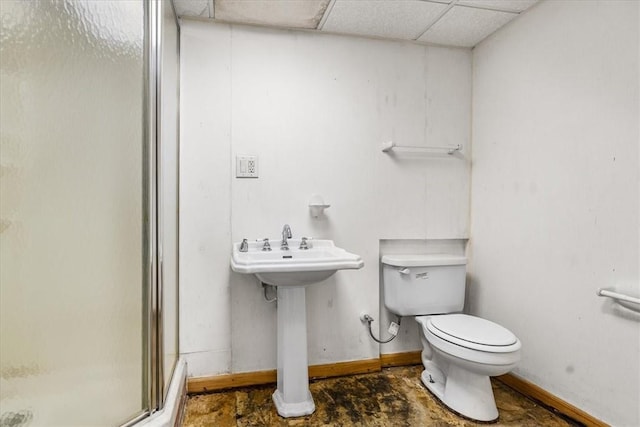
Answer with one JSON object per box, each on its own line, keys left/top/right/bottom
{"left": 381, "top": 254, "right": 467, "bottom": 267}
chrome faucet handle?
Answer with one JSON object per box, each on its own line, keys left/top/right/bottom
{"left": 262, "top": 238, "right": 272, "bottom": 251}
{"left": 281, "top": 224, "right": 292, "bottom": 250}
{"left": 239, "top": 238, "right": 249, "bottom": 252}
{"left": 299, "top": 237, "right": 309, "bottom": 250}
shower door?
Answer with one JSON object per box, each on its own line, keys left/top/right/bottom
{"left": 0, "top": 1, "right": 152, "bottom": 425}
{"left": 159, "top": 0, "right": 180, "bottom": 400}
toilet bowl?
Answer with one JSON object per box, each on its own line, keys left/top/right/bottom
{"left": 416, "top": 314, "right": 521, "bottom": 422}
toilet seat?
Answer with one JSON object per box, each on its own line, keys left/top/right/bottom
{"left": 425, "top": 314, "right": 520, "bottom": 353}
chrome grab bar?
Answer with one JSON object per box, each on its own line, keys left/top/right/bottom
{"left": 597, "top": 288, "right": 640, "bottom": 312}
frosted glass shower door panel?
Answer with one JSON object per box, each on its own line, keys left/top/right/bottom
{"left": 0, "top": 1, "right": 145, "bottom": 426}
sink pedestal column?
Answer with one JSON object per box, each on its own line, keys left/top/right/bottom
{"left": 272, "top": 286, "right": 315, "bottom": 418}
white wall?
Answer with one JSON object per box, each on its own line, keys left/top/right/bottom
{"left": 469, "top": 1, "right": 639, "bottom": 425}
{"left": 180, "top": 20, "right": 471, "bottom": 376}
{"left": 179, "top": 21, "right": 232, "bottom": 376}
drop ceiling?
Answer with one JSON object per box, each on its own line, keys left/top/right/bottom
{"left": 173, "top": 0, "right": 538, "bottom": 48}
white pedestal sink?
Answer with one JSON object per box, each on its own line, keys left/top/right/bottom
{"left": 231, "top": 238, "right": 364, "bottom": 418}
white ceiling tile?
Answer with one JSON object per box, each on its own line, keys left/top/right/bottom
{"left": 173, "top": 0, "right": 210, "bottom": 18}
{"left": 321, "top": 0, "right": 449, "bottom": 41}
{"left": 215, "top": 0, "right": 330, "bottom": 29}
{"left": 457, "top": 0, "right": 538, "bottom": 13}
{"left": 418, "top": 5, "right": 516, "bottom": 47}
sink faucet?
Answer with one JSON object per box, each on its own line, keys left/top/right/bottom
{"left": 281, "top": 224, "right": 292, "bottom": 250}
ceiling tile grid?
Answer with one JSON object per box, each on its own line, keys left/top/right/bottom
{"left": 172, "top": 0, "right": 539, "bottom": 48}
{"left": 418, "top": 5, "right": 518, "bottom": 47}
{"left": 321, "top": 1, "right": 449, "bottom": 40}
{"left": 457, "top": 0, "right": 539, "bottom": 13}
{"left": 215, "top": 0, "right": 331, "bottom": 29}
{"left": 173, "top": 0, "right": 211, "bottom": 19}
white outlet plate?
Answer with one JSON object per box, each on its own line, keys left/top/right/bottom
{"left": 388, "top": 322, "right": 400, "bottom": 336}
{"left": 236, "top": 155, "right": 258, "bottom": 178}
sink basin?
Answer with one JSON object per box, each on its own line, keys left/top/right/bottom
{"left": 230, "top": 237, "right": 363, "bottom": 418}
{"left": 230, "top": 238, "right": 364, "bottom": 286}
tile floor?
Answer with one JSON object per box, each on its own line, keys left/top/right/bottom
{"left": 183, "top": 365, "right": 576, "bottom": 426}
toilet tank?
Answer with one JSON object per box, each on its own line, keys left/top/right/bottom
{"left": 381, "top": 254, "right": 467, "bottom": 316}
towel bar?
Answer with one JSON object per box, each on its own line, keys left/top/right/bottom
{"left": 381, "top": 141, "right": 462, "bottom": 155}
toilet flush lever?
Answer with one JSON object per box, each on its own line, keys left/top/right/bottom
{"left": 399, "top": 268, "right": 411, "bottom": 275}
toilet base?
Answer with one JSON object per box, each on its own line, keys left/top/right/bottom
{"left": 421, "top": 366, "right": 499, "bottom": 423}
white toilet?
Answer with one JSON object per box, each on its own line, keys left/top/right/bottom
{"left": 381, "top": 254, "right": 521, "bottom": 422}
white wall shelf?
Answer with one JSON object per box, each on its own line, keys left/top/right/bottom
{"left": 381, "top": 140, "right": 462, "bottom": 155}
